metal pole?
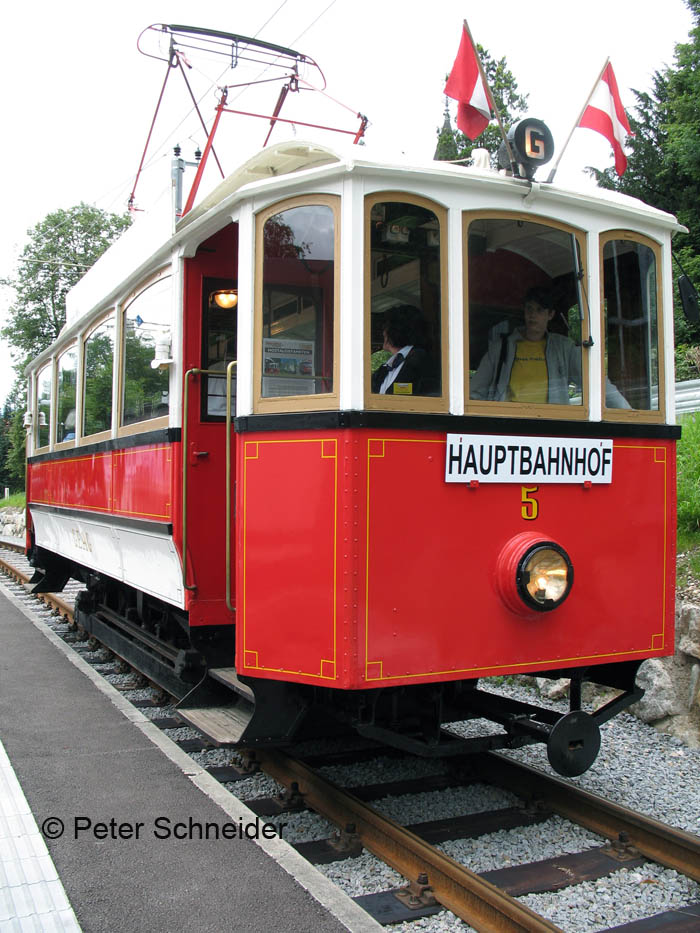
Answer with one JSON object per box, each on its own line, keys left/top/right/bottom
{"left": 546, "top": 58, "right": 610, "bottom": 184}
{"left": 461, "top": 19, "right": 517, "bottom": 174}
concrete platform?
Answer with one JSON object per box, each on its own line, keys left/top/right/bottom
{"left": 0, "top": 582, "right": 379, "bottom": 933}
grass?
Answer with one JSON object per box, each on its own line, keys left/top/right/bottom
{"left": 677, "top": 527, "right": 700, "bottom": 592}
{"left": 676, "top": 413, "right": 700, "bottom": 589}
{"left": 0, "top": 492, "right": 25, "bottom": 510}
{"left": 677, "top": 412, "right": 700, "bottom": 534}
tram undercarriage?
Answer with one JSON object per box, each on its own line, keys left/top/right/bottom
{"left": 32, "top": 548, "right": 644, "bottom": 778}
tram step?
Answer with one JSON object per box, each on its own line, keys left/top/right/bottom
{"left": 208, "top": 667, "right": 255, "bottom": 700}
{"left": 176, "top": 668, "right": 309, "bottom": 746}
{"left": 176, "top": 704, "right": 254, "bottom": 745}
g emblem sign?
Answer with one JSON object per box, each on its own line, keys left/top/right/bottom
{"left": 499, "top": 118, "right": 555, "bottom": 180}
{"left": 524, "top": 124, "right": 548, "bottom": 160}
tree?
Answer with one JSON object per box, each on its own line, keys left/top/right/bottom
{"left": 587, "top": 1, "right": 700, "bottom": 363}
{"left": 434, "top": 46, "right": 528, "bottom": 165}
{"left": 1, "top": 204, "right": 131, "bottom": 379}
{"left": 4, "top": 409, "right": 26, "bottom": 490}
{"left": 0, "top": 203, "right": 131, "bottom": 489}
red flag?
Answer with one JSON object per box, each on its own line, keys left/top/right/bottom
{"left": 444, "top": 26, "right": 490, "bottom": 140}
{"left": 578, "top": 62, "right": 632, "bottom": 175}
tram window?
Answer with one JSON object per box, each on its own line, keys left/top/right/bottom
{"left": 83, "top": 315, "right": 115, "bottom": 436}
{"left": 367, "top": 199, "right": 444, "bottom": 402}
{"left": 121, "top": 275, "right": 171, "bottom": 426}
{"left": 35, "top": 364, "right": 51, "bottom": 449}
{"left": 466, "top": 217, "right": 587, "bottom": 410}
{"left": 602, "top": 237, "right": 660, "bottom": 413}
{"left": 259, "top": 202, "right": 336, "bottom": 401}
{"left": 202, "top": 280, "right": 237, "bottom": 419}
{"left": 56, "top": 345, "right": 77, "bottom": 443}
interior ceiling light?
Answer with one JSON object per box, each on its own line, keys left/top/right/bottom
{"left": 212, "top": 289, "right": 238, "bottom": 309}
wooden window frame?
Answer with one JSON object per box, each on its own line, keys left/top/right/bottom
{"left": 33, "top": 361, "right": 53, "bottom": 452}
{"left": 53, "top": 343, "right": 78, "bottom": 451}
{"left": 463, "top": 211, "right": 589, "bottom": 421}
{"left": 80, "top": 310, "right": 116, "bottom": 445}
{"left": 117, "top": 268, "right": 171, "bottom": 437}
{"left": 364, "top": 192, "right": 449, "bottom": 413}
{"left": 599, "top": 230, "right": 665, "bottom": 424}
{"left": 253, "top": 195, "right": 340, "bottom": 415}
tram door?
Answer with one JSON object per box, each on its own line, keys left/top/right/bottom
{"left": 182, "top": 226, "right": 238, "bottom": 628}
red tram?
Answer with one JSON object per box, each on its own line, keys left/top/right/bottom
{"left": 23, "top": 27, "right": 683, "bottom": 776}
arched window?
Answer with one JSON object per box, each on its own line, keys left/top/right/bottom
{"left": 365, "top": 194, "right": 448, "bottom": 411}
{"left": 56, "top": 345, "right": 77, "bottom": 443}
{"left": 121, "top": 274, "right": 171, "bottom": 428}
{"left": 255, "top": 197, "right": 339, "bottom": 412}
{"left": 35, "top": 364, "right": 52, "bottom": 449}
{"left": 601, "top": 233, "right": 664, "bottom": 420}
{"left": 83, "top": 314, "right": 115, "bottom": 437}
{"left": 465, "top": 213, "right": 589, "bottom": 418}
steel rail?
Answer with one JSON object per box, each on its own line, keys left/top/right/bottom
{"left": 256, "top": 748, "right": 562, "bottom": 933}
{"left": 0, "top": 554, "right": 74, "bottom": 620}
{"left": 476, "top": 752, "right": 700, "bottom": 883}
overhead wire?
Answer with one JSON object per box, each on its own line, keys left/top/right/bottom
{"left": 5, "top": 7, "right": 297, "bottom": 269}
{"left": 8, "top": 1, "right": 344, "bottom": 271}
{"left": 136, "top": 0, "right": 342, "bottom": 190}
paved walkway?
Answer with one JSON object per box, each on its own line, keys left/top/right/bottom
{"left": 0, "top": 582, "right": 378, "bottom": 932}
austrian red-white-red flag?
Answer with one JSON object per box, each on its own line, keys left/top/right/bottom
{"left": 578, "top": 62, "right": 632, "bottom": 175}
{"left": 444, "top": 25, "right": 491, "bottom": 140}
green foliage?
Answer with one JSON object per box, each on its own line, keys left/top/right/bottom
{"left": 0, "top": 402, "right": 16, "bottom": 491}
{"left": 435, "top": 45, "right": 528, "bottom": 165}
{"left": 676, "top": 526, "right": 700, "bottom": 590}
{"left": 674, "top": 343, "right": 700, "bottom": 381}
{"left": 4, "top": 410, "right": 26, "bottom": 490}
{"left": 0, "top": 492, "right": 26, "bottom": 509}
{"left": 677, "top": 411, "right": 700, "bottom": 532}
{"left": 588, "top": 3, "right": 700, "bottom": 354}
{"left": 1, "top": 203, "right": 131, "bottom": 378}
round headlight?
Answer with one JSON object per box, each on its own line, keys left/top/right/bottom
{"left": 516, "top": 543, "right": 573, "bottom": 612}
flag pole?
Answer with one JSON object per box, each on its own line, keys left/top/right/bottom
{"left": 461, "top": 18, "right": 517, "bottom": 174}
{"left": 546, "top": 57, "right": 610, "bottom": 184}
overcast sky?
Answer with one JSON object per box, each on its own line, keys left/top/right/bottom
{"left": 0, "top": 0, "right": 694, "bottom": 404}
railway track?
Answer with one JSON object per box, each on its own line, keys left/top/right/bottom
{"left": 1, "top": 543, "right": 699, "bottom": 932}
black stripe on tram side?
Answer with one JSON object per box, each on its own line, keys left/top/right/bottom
{"left": 234, "top": 411, "right": 681, "bottom": 441}
{"left": 27, "top": 429, "right": 182, "bottom": 465}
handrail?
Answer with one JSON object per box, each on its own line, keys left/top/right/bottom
{"left": 182, "top": 366, "right": 237, "bottom": 602}
{"left": 225, "top": 361, "right": 237, "bottom": 612}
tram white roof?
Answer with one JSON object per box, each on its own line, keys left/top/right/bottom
{"left": 58, "top": 138, "right": 683, "bottom": 355}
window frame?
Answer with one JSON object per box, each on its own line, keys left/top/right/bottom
{"left": 599, "top": 230, "right": 665, "bottom": 424}
{"left": 117, "top": 268, "right": 171, "bottom": 437}
{"left": 81, "top": 310, "right": 116, "bottom": 444}
{"left": 364, "top": 192, "right": 449, "bottom": 413}
{"left": 253, "top": 194, "right": 340, "bottom": 414}
{"left": 201, "top": 276, "right": 238, "bottom": 422}
{"left": 34, "top": 361, "right": 53, "bottom": 452}
{"left": 53, "top": 343, "right": 78, "bottom": 450}
{"left": 463, "top": 210, "right": 590, "bottom": 421}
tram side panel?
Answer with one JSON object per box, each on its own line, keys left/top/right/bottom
{"left": 237, "top": 427, "right": 675, "bottom": 690}
{"left": 27, "top": 442, "right": 184, "bottom": 609}
{"left": 362, "top": 431, "right": 675, "bottom": 685}
{"left": 236, "top": 431, "right": 343, "bottom": 686}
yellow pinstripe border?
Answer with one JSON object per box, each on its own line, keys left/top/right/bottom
{"left": 365, "top": 439, "right": 672, "bottom": 682}
{"left": 242, "top": 438, "right": 338, "bottom": 681}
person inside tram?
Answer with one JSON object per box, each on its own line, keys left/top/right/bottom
{"left": 372, "top": 305, "right": 429, "bottom": 395}
{"left": 470, "top": 286, "right": 630, "bottom": 408}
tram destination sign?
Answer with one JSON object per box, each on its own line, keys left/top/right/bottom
{"left": 445, "top": 434, "right": 613, "bottom": 484}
